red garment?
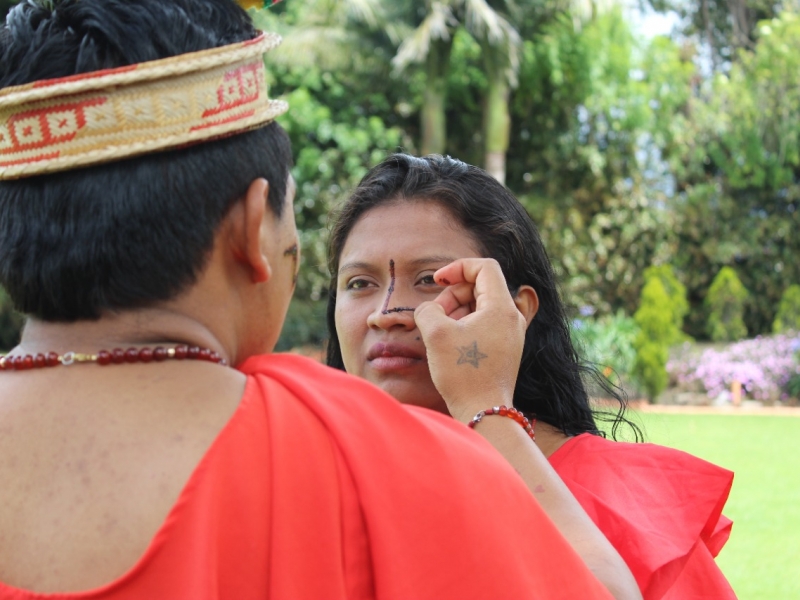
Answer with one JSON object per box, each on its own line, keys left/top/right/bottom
{"left": 2, "top": 355, "right": 611, "bottom": 599}
{"left": 549, "top": 433, "right": 736, "bottom": 600}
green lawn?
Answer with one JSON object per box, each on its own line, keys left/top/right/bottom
{"left": 626, "top": 412, "right": 800, "bottom": 599}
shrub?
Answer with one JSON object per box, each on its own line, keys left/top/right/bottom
{"left": 644, "top": 264, "right": 689, "bottom": 344}
{"left": 773, "top": 284, "right": 800, "bottom": 334}
{"left": 787, "top": 338, "right": 800, "bottom": 400}
{"left": 706, "top": 267, "right": 749, "bottom": 342}
{"left": 633, "top": 277, "right": 673, "bottom": 400}
{"left": 787, "top": 372, "right": 800, "bottom": 399}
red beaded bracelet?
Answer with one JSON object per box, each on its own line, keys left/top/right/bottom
{"left": 467, "top": 405, "right": 536, "bottom": 441}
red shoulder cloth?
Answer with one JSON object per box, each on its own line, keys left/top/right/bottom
{"left": 239, "top": 355, "right": 612, "bottom": 599}
{"left": 1, "top": 354, "right": 610, "bottom": 600}
{"left": 549, "top": 433, "right": 735, "bottom": 600}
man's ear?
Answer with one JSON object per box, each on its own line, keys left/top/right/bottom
{"left": 513, "top": 285, "right": 539, "bottom": 327}
{"left": 229, "top": 177, "right": 272, "bottom": 284}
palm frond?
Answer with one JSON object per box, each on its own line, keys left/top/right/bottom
{"left": 295, "top": 0, "right": 387, "bottom": 30}
{"left": 340, "top": 0, "right": 385, "bottom": 30}
{"left": 392, "top": 2, "right": 456, "bottom": 71}
{"left": 460, "top": 0, "right": 521, "bottom": 84}
{"left": 271, "top": 26, "right": 354, "bottom": 70}
{"left": 385, "top": 22, "right": 415, "bottom": 47}
{"left": 569, "top": 0, "right": 616, "bottom": 30}
{"left": 462, "top": 0, "right": 506, "bottom": 44}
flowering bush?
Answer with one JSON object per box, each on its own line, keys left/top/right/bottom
{"left": 667, "top": 334, "right": 800, "bottom": 402}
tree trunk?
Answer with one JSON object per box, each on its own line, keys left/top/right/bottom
{"left": 421, "top": 39, "right": 452, "bottom": 156}
{"left": 483, "top": 65, "right": 510, "bottom": 185}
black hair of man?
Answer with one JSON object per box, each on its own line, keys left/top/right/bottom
{"left": 0, "top": 0, "right": 293, "bottom": 321}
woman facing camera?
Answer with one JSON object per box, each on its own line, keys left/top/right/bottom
{"left": 326, "top": 154, "right": 735, "bottom": 600}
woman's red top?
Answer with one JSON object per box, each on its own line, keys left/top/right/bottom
{"left": 550, "top": 433, "right": 736, "bottom": 599}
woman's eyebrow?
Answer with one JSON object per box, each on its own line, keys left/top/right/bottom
{"left": 338, "top": 256, "right": 456, "bottom": 275}
{"left": 406, "top": 255, "right": 458, "bottom": 267}
{"left": 338, "top": 261, "right": 375, "bottom": 275}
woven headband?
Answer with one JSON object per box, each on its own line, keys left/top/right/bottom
{"left": 0, "top": 32, "right": 287, "bottom": 180}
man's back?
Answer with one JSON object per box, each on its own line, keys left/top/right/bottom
{"left": 0, "top": 354, "right": 612, "bottom": 598}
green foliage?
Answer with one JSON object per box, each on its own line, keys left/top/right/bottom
{"left": 571, "top": 310, "right": 639, "bottom": 390}
{"left": 643, "top": 264, "right": 689, "bottom": 344}
{"left": 705, "top": 267, "right": 749, "bottom": 341}
{"left": 633, "top": 278, "right": 673, "bottom": 399}
{"left": 245, "top": 0, "right": 800, "bottom": 350}
{"left": 499, "top": 9, "right": 684, "bottom": 317}
{"left": 275, "top": 298, "right": 328, "bottom": 352}
{"left": 773, "top": 284, "right": 800, "bottom": 333}
{"left": 705, "top": 14, "right": 800, "bottom": 190}
{"left": 663, "top": 12, "right": 800, "bottom": 336}
{"left": 646, "top": 0, "right": 778, "bottom": 69}
{"left": 786, "top": 371, "right": 800, "bottom": 399}
{"left": 248, "top": 1, "right": 800, "bottom": 347}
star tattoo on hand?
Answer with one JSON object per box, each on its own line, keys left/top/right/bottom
{"left": 456, "top": 341, "right": 488, "bottom": 368}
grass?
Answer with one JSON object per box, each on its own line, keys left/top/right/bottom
{"left": 625, "top": 412, "right": 800, "bottom": 599}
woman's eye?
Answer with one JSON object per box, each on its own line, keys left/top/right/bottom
{"left": 417, "top": 274, "right": 438, "bottom": 286}
{"left": 346, "top": 278, "right": 373, "bottom": 290}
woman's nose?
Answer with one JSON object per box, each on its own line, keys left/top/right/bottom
{"left": 367, "top": 294, "right": 417, "bottom": 330}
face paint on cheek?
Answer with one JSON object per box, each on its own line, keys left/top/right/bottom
{"left": 381, "top": 259, "right": 415, "bottom": 314}
{"left": 283, "top": 243, "right": 299, "bottom": 285}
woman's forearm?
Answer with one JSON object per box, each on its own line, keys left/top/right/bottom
{"left": 470, "top": 417, "right": 643, "bottom": 600}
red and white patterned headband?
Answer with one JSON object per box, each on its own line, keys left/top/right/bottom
{"left": 0, "top": 32, "right": 287, "bottom": 180}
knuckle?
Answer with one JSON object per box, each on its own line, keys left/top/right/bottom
{"left": 424, "top": 322, "right": 449, "bottom": 344}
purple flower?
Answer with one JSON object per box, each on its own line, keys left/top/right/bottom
{"left": 666, "top": 334, "right": 800, "bottom": 401}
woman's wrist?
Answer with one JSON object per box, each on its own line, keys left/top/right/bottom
{"left": 445, "top": 393, "right": 515, "bottom": 425}
{"left": 467, "top": 405, "right": 536, "bottom": 441}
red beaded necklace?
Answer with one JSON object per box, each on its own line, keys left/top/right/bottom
{"left": 0, "top": 344, "right": 227, "bottom": 371}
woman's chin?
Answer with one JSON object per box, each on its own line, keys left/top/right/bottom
{"left": 379, "top": 382, "right": 449, "bottom": 414}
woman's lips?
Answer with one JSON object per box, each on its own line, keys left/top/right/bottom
{"left": 367, "top": 342, "right": 425, "bottom": 371}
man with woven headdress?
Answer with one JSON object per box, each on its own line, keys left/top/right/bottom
{"left": 0, "top": 1, "right": 614, "bottom": 597}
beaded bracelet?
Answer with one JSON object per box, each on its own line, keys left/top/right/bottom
{"left": 467, "top": 405, "right": 536, "bottom": 441}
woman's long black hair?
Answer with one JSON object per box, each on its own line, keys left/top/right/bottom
{"left": 326, "top": 154, "right": 641, "bottom": 440}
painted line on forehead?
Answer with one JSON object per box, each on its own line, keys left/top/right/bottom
{"left": 380, "top": 259, "right": 396, "bottom": 314}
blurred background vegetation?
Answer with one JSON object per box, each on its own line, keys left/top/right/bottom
{"left": 2, "top": 0, "right": 799, "bottom": 399}
{"left": 256, "top": 0, "right": 800, "bottom": 355}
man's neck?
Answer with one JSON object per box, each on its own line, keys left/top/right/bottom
{"left": 15, "top": 308, "right": 232, "bottom": 365}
